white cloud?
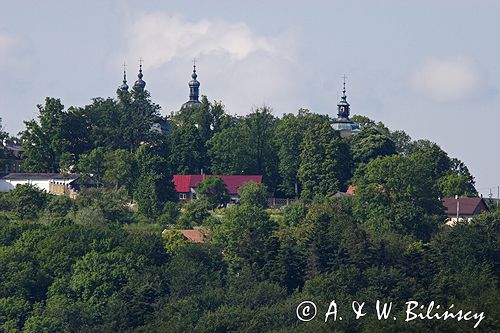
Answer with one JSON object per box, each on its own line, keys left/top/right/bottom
{"left": 0, "top": 33, "right": 20, "bottom": 63}
{"left": 117, "top": 13, "right": 303, "bottom": 115}
{"left": 120, "top": 13, "right": 292, "bottom": 69}
{"left": 411, "top": 58, "right": 480, "bottom": 102}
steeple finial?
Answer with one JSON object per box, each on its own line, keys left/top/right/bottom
{"left": 188, "top": 59, "right": 200, "bottom": 101}
{"left": 134, "top": 57, "right": 146, "bottom": 90}
{"left": 119, "top": 62, "right": 129, "bottom": 91}
{"left": 342, "top": 74, "right": 347, "bottom": 97}
{"left": 337, "top": 75, "right": 350, "bottom": 119}
{"left": 192, "top": 58, "right": 198, "bottom": 79}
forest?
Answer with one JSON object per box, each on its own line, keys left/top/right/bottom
{"left": 0, "top": 83, "right": 498, "bottom": 332}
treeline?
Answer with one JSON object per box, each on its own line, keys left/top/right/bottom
{"left": 13, "top": 85, "right": 477, "bottom": 218}
{"left": 0, "top": 184, "right": 498, "bottom": 332}
{"left": 1, "top": 87, "right": 498, "bottom": 332}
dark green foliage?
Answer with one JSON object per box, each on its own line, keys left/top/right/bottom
{"left": 238, "top": 181, "right": 268, "bottom": 208}
{"left": 3, "top": 90, "right": 496, "bottom": 331}
{"left": 8, "top": 184, "right": 48, "bottom": 220}
{"left": 213, "top": 205, "right": 278, "bottom": 279}
{"left": 168, "top": 122, "right": 205, "bottom": 174}
{"left": 207, "top": 122, "right": 252, "bottom": 174}
{"left": 134, "top": 145, "right": 175, "bottom": 218}
{"left": 350, "top": 126, "right": 396, "bottom": 165}
{"left": 21, "top": 98, "right": 67, "bottom": 172}
{"left": 275, "top": 110, "right": 330, "bottom": 197}
{"left": 196, "top": 176, "right": 229, "bottom": 209}
{"left": 298, "top": 121, "right": 351, "bottom": 199}
{"left": 177, "top": 199, "right": 212, "bottom": 228}
{"left": 352, "top": 154, "right": 443, "bottom": 239}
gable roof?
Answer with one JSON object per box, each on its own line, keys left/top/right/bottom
{"left": 1, "top": 173, "right": 80, "bottom": 181}
{"left": 442, "top": 197, "right": 488, "bottom": 216}
{"left": 173, "top": 174, "right": 263, "bottom": 195}
{"left": 179, "top": 230, "right": 205, "bottom": 243}
{"left": 162, "top": 229, "right": 207, "bottom": 243}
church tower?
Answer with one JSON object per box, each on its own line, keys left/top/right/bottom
{"left": 119, "top": 63, "right": 129, "bottom": 91}
{"left": 133, "top": 59, "right": 146, "bottom": 91}
{"left": 181, "top": 62, "right": 201, "bottom": 109}
{"left": 332, "top": 78, "right": 360, "bottom": 137}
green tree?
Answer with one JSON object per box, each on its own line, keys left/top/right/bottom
{"left": 21, "top": 98, "right": 67, "bottom": 172}
{"left": 8, "top": 184, "right": 48, "bottom": 220}
{"left": 244, "top": 107, "right": 279, "bottom": 191}
{"left": 168, "top": 123, "right": 205, "bottom": 174}
{"left": 438, "top": 173, "right": 477, "bottom": 197}
{"left": 196, "top": 176, "right": 229, "bottom": 209}
{"left": 238, "top": 181, "right": 268, "bottom": 208}
{"left": 410, "top": 140, "right": 451, "bottom": 181}
{"left": 350, "top": 127, "right": 396, "bottom": 166}
{"left": 389, "top": 129, "right": 415, "bottom": 155}
{"left": 134, "top": 145, "right": 175, "bottom": 218}
{"left": 103, "top": 149, "right": 136, "bottom": 195}
{"left": 207, "top": 122, "right": 252, "bottom": 174}
{"left": 77, "top": 147, "right": 106, "bottom": 187}
{"left": 298, "top": 122, "right": 351, "bottom": 199}
{"left": 121, "top": 87, "right": 162, "bottom": 152}
{"left": 69, "top": 250, "right": 145, "bottom": 309}
{"left": 213, "top": 205, "right": 278, "bottom": 278}
{"left": 352, "top": 154, "right": 443, "bottom": 239}
{"left": 275, "top": 110, "right": 330, "bottom": 197}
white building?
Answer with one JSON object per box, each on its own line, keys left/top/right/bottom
{"left": 0, "top": 173, "right": 80, "bottom": 194}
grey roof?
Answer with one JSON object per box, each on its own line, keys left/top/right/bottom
{"left": 1, "top": 173, "right": 80, "bottom": 181}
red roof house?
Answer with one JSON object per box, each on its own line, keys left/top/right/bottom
{"left": 172, "top": 174, "right": 263, "bottom": 201}
{"left": 162, "top": 229, "right": 207, "bottom": 243}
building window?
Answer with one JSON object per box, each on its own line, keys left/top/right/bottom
{"left": 179, "top": 193, "right": 187, "bottom": 200}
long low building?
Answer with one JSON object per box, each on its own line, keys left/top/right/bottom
{"left": 172, "top": 174, "right": 263, "bottom": 202}
{"left": 0, "top": 173, "right": 80, "bottom": 198}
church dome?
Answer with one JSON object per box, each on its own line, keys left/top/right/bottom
{"left": 181, "top": 62, "right": 201, "bottom": 109}
{"left": 134, "top": 61, "right": 146, "bottom": 90}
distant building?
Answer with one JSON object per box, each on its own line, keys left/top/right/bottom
{"left": 332, "top": 79, "right": 360, "bottom": 138}
{"left": 442, "top": 197, "right": 488, "bottom": 225}
{"left": 172, "top": 174, "right": 263, "bottom": 202}
{"left": 0, "top": 173, "right": 80, "bottom": 199}
{"left": 1, "top": 141, "right": 24, "bottom": 173}
{"left": 162, "top": 229, "right": 207, "bottom": 243}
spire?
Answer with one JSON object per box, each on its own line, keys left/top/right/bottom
{"left": 188, "top": 58, "right": 200, "bottom": 102}
{"left": 180, "top": 59, "right": 202, "bottom": 109}
{"left": 337, "top": 75, "right": 350, "bottom": 119}
{"left": 134, "top": 58, "right": 146, "bottom": 90}
{"left": 119, "top": 62, "right": 129, "bottom": 91}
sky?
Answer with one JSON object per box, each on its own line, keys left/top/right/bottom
{"left": 0, "top": 0, "right": 499, "bottom": 196}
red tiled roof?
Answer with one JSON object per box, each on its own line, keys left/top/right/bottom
{"left": 442, "top": 197, "right": 488, "bottom": 216}
{"left": 346, "top": 185, "right": 357, "bottom": 195}
{"left": 172, "top": 175, "right": 263, "bottom": 195}
{"left": 179, "top": 230, "right": 205, "bottom": 243}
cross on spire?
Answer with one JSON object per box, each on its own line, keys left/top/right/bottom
{"left": 342, "top": 74, "right": 347, "bottom": 95}
{"left": 134, "top": 57, "right": 146, "bottom": 90}
{"left": 122, "top": 62, "right": 127, "bottom": 79}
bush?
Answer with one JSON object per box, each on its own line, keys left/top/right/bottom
{"left": 8, "top": 184, "right": 48, "bottom": 220}
{"left": 157, "top": 201, "right": 180, "bottom": 228}
{"left": 238, "top": 182, "right": 268, "bottom": 209}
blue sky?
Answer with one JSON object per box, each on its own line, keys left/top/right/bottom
{"left": 0, "top": 0, "right": 498, "bottom": 196}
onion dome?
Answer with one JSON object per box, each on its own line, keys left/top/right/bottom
{"left": 119, "top": 64, "right": 129, "bottom": 91}
{"left": 181, "top": 62, "right": 201, "bottom": 109}
{"left": 332, "top": 77, "right": 360, "bottom": 137}
{"left": 134, "top": 59, "right": 146, "bottom": 90}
